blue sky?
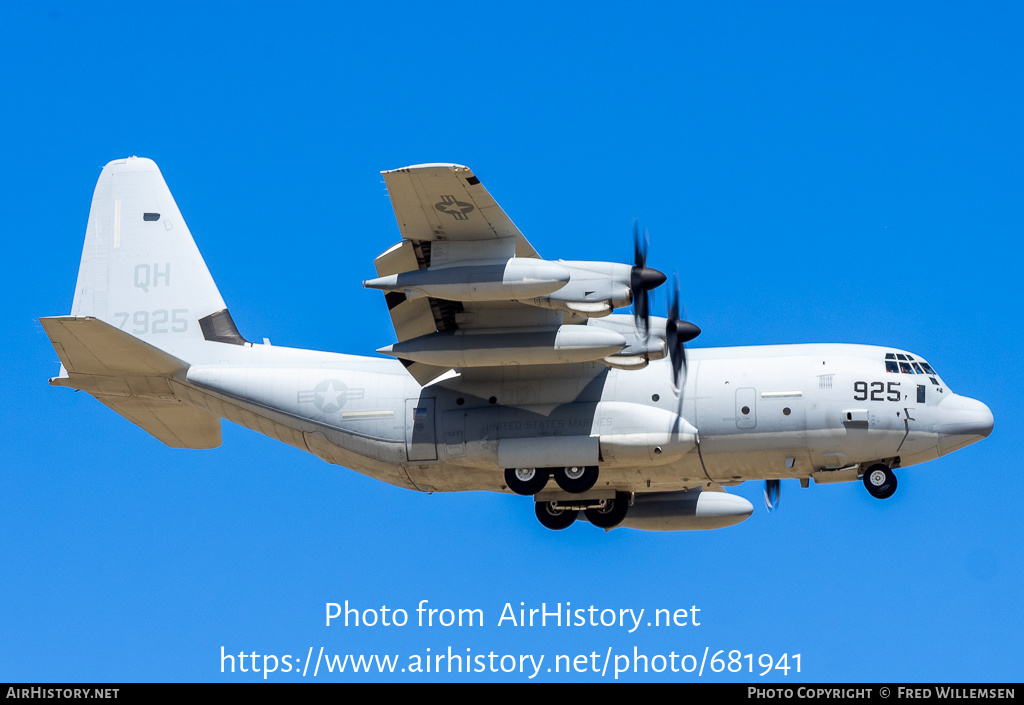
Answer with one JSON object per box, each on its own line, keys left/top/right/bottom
{"left": 2, "top": 2, "right": 1021, "bottom": 682}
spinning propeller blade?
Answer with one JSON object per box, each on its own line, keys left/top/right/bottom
{"left": 665, "top": 272, "right": 701, "bottom": 390}
{"left": 630, "top": 219, "right": 666, "bottom": 342}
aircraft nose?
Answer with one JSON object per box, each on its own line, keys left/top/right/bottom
{"left": 937, "top": 394, "right": 993, "bottom": 456}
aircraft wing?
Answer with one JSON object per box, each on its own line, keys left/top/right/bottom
{"left": 381, "top": 163, "right": 539, "bottom": 258}
{"left": 375, "top": 164, "right": 564, "bottom": 384}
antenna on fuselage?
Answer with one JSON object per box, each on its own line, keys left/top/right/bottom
{"left": 764, "top": 479, "right": 781, "bottom": 512}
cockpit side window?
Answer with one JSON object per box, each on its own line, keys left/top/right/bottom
{"left": 886, "top": 360, "right": 899, "bottom": 373}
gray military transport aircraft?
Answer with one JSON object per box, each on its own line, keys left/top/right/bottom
{"left": 42, "top": 158, "right": 994, "bottom": 531}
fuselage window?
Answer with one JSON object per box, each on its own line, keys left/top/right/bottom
{"left": 917, "top": 385, "right": 926, "bottom": 403}
{"left": 929, "top": 376, "right": 939, "bottom": 386}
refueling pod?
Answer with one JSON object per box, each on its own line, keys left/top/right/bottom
{"left": 612, "top": 489, "right": 754, "bottom": 531}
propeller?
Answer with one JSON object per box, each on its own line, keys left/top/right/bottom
{"left": 631, "top": 220, "right": 666, "bottom": 341}
{"left": 764, "top": 479, "right": 781, "bottom": 512}
{"left": 665, "top": 272, "right": 701, "bottom": 389}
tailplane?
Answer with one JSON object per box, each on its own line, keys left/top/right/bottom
{"left": 41, "top": 315, "right": 221, "bottom": 448}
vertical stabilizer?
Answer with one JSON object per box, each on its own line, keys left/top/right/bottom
{"left": 70, "top": 157, "right": 245, "bottom": 356}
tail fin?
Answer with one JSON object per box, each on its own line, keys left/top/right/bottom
{"left": 41, "top": 157, "right": 244, "bottom": 448}
{"left": 69, "top": 157, "right": 247, "bottom": 356}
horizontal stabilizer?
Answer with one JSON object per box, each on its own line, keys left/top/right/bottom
{"left": 95, "top": 396, "right": 221, "bottom": 449}
{"left": 40, "top": 315, "right": 221, "bottom": 448}
{"left": 41, "top": 316, "right": 188, "bottom": 379}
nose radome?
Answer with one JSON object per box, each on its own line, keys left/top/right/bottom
{"left": 937, "top": 394, "right": 994, "bottom": 456}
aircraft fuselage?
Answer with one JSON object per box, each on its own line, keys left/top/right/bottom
{"left": 178, "top": 341, "right": 991, "bottom": 496}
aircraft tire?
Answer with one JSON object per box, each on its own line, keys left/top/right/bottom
{"left": 584, "top": 491, "right": 630, "bottom": 529}
{"left": 863, "top": 464, "right": 897, "bottom": 499}
{"left": 554, "top": 465, "right": 599, "bottom": 493}
{"left": 504, "top": 467, "right": 550, "bottom": 496}
{"left": 535, "top": 501, "right": 578, "bottom": 530}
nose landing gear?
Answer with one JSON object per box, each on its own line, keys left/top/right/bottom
{"left": 863, "top": 464, "right": 898, "bottom": 499}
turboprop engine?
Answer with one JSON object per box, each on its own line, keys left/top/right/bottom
{"left": 364, "top": 256, "right": 665, "bottom": 319}
{"left": 363, "top": 258, "right": 573, "bottom": 301}
{"left": 378, "top": 325, "right": 629, "bottom": 367}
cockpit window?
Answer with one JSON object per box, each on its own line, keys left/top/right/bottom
{"left": 884, "top": 353, "right": 940, "bottom": 379}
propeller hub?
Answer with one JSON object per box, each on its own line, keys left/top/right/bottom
{"left": 674, "top": 321, "right": 701, "bottom": 343}
{"left": 631, "top": 266, "right": 667, "bottom": 291}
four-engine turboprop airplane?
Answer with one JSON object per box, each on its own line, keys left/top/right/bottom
{"left": 41, "top": 157, "right": 994, "bottom": 531}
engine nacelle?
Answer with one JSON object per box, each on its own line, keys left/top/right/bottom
{"left": 615, "top": 490, "right": 754, "bottom": 531}
{"left": 379, "top": 325, "right": 626, "bottom": 367}
{"left": 364, "top": 258, "right": 571, "bottom": 301}
{"left": 587, "top": 315, "right": 668, "bottom": 369}
{"left": 523, "top": 260, "right": 634, "bottom": 317}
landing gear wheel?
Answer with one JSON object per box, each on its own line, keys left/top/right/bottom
{"left": 584, "top": 491, "right": 630, "bottom": 529}
{"left": 535, "top": 501, "right": 578, "bottom": 530}
{"left": 504, "top": 467, "right": 550, "bottom": 496}
{"left": 554, "top": 466, "right": 599, "bottom": 493}
{"left": 863, "top": 464, "right": 898, "bottom": 499}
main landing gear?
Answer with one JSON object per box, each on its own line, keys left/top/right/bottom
{"left": 505, "top": 465, "right": 623, "bottom": 531}
{"left": 534, "top": 492, "right": 631, "bottom": 531}
{"left": 862, "top": 463, "right": 898, "bottom": 499}
{"left": 553, "top": 466, "right": 599, "bottom": 493}
{"left": 503, "top": 466, "right": 600, "bottom": 496}
{"left": 504, "top": 467, "right": 550, "bottom": 496}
